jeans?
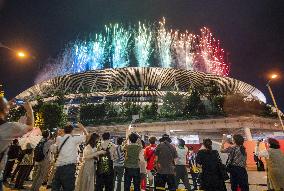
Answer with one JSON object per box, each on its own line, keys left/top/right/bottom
{"left": 95, "top": 172, "right": 114, "bottom": 191}
{"left": 155, "top": 173, "right": 176, "bottom": 191}
{"left": 113, "top": 166, "right": 124, "bottom": 191}
{"left": 52, "top": 163, "right": 76, "bottom": 191}
{"left": 175, "top": 165, "right": 191, "bottom": 190}
{"left": 124, "top": 168, "right": 140, "bottom": 191}
{"left": 230, "top": 166, "right": 249, "bottom": 191}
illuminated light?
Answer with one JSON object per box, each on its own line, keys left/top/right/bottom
{"left": 17, "top": 51, "right": 26, "bottom": 58}
{"left": 271, "top": 74, "right": 278, "bottom": 79}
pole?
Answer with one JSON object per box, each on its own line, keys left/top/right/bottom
{"left": 266, "top": 83, "right": 284, "bottom": 130}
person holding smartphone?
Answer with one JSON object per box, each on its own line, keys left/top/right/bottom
{"left": 0, "top": 97, "right": 34, "bottom": 190}
{"left": 221, "top": 134, "right": 249, "bottom": 191}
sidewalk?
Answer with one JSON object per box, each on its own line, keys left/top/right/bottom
{"left": 4, "top": 171, "right": 268, "bottom": 191}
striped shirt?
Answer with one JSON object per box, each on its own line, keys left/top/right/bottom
{"left": 114, "top": 145, "right": 125, "bottom": 166}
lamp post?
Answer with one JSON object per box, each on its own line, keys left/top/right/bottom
{"left": 266, "top": 74, "right": 284, "bottom": 130}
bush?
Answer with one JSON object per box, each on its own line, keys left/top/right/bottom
{"left": 39, "top": 103, "right": 67, "bottom": 131}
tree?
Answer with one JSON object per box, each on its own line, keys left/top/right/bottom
{"left": 161, "top": 92, "right": 185, "bottom": 117}
{"left": 120, "top": 102, "right": 141, "bottom": 118}
{"left": 80, "top": 104, "right": 107, "bottom": 124}
{"left": 39, "top": 103, "right": 67, "bottom": 131}
{"left": 183, "top": 90, "right": 206, "bottom": 117}
{"left": 7, "top": 106, "right": 25, "bottom": 122}
{"left": 142, "top": 101, "right": 158, "bottom": 119}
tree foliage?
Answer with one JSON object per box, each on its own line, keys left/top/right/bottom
{"left": 39, "top": 103, "right": 67, "bottom": 131}
{"left": 161, "top": 92, "right": 185, "bottom": 117}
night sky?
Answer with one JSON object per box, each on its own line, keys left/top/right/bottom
{"left": 0, "top": 0, "right": 284, "bottom": 109}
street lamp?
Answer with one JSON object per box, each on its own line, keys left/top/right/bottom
{"left": 0, "top": 42, "right": 29, "bottom": 59}
{"left": 266, "top": 74, "right": 284, "bottom": 130}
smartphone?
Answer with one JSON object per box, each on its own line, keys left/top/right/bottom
{"left": 227, "top": 135, "right": 232, "bottom": 139}
{"left": 15, "top": 99, "right": 25, "bottom": 105}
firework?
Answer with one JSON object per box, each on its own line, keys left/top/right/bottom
{"left": 134, "top": 22, "right": 153, "bottom": 67}
{"left": 36, "top": 19, "right": 230, "bottom": 84}
{"left": 156, "top": 18, "right": 174, "bottom": 68}
{"left": 172, "top": 31, "right": 197, "bottom": 70}
{"left": 106, "top": 23, "right": 132, "bottom": 68}
{"left": 89, "top": 34, "right": 106, "bottom": 70}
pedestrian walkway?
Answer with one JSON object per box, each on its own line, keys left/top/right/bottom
{"left": 4, "top": 171, "right": 267, "bottom": 191}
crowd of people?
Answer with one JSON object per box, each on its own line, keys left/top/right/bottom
{"left": 0, "top": 96, "right": 284, "bottom": 191}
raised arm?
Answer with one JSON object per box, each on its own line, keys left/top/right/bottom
{"left": 23, "top": 102, "right": 34, "bottom": 131}
{"left": 77, "top": 122, "right": 89, "bottom": 136}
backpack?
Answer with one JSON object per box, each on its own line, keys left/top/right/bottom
{"left": 34, "top": 139, "right": 47, "bottom": 162}
{"left": 96, "top": 142, "right": 113, "bottom": 175}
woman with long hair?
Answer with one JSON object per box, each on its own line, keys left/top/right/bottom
{"left": 75, "top": 133, "right": 106, "bottom": 191}
{"left": 221, "top": 134, "right": 249, "bottom": 191}
{"left": 196, "top": 139, "right": 227, "bottom": 191}
{"left": 255, "top": 138, "right": 284, "bottom": 190}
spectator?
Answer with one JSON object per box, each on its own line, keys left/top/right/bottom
{"left": 144, "top": 136, "right": 157, "bottom": 191}
{"left": 175, "top": 138, "right": 191, "bottom": 190}
{"left": 221, "top": 134, "right": 249, "bottom": 191}
{"left": 47, "top": 130, "right": 64, "bottom": 188}
{"left": 113, "top": 137, "right": 125, "bottom": 191}
{"left": 196, "top": 139, "right": 227, "bottom": 191}
{"left": 2, "top": 139, "right": 21, "bottom": 183}
{"left": 188, "top": 146, "right": 199, "bottom": 190}
{"left": 14, "top": 143, "right": 34, "bottom": 189}
{"left": 255, "top": 138, "right": 284, "bottom": 190}
{"left": 139, "top": 140, "right": 147, "bottom": 191}
{"left": 31, "top": 130, "right": 53, "bottom": 191}
{"left": 76, "top": 133, "right": 106, "bottom": 191}
{"left": 52, "top": 122, "right": 88, "bottom": 191}
{"left": 154, "top": 134, "right": 177, "bottom": 191}
{"left": 0, "top": 98, "right": 34, "bottom": 190}
{"left": 95, "top": 132, "right": 115, "bottom": 191}
{"left": 124, "top": 133, "right": 142, "bottom": 191}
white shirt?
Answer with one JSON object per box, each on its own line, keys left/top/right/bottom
{"left": 0, "top": 122, "right": 29, "bottom": 153}
{"left": 176, "top": 146, "right": 188, "bottom": 165}
{"left": 55, "top": 134, "right": 86, "bottom": 167}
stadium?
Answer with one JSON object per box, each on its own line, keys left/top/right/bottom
{"left": 16, "top": 67, "right": 266, "bottom": 104}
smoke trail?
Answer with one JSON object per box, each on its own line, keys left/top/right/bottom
{"left": 134, "top": 22, "right": 153, "bottom": 67}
